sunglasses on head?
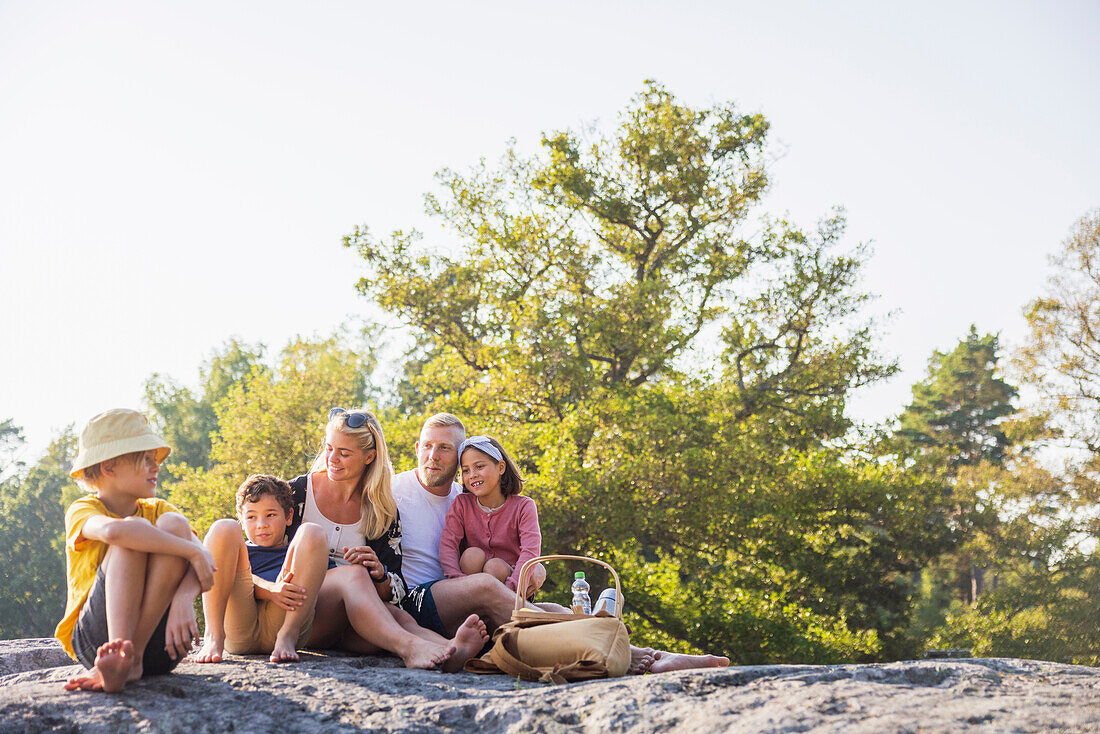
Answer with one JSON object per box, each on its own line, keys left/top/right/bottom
{"left": 328, "top": 407, "right": 371, "bottom": 429}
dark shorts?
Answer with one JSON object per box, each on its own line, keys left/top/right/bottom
{"left": 399, "top": 580, "right": 447, "bottom": 637}
{"left": 72, "top": 567, "right": 180, "bottom": 676}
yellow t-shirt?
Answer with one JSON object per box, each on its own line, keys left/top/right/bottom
{"left": 53, "top": 494, "right": 184, "bottom": 658}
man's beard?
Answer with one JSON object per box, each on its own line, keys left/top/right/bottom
{"left": 420, "top": 465, "right": 456, "bottom": 488}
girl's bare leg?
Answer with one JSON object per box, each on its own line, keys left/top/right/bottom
{"left": 482, "top": 557, "right": 512, "bottom": 585}
{"left": 458, "top": 547, "right": 487, "bottom": 575}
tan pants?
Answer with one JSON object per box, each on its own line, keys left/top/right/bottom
{"left": 223, "top": 573, "right": 316, "bottom": 655}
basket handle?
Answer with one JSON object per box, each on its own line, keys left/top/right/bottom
{"left": 514, "top": 554, "right": 622, "bottom": 619}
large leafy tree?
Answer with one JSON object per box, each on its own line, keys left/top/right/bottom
{"left": 344, "top": 82, "right": 931, "bottom": 660}
{"left": 346, "top": 81, "right": 891, "bottom": 441}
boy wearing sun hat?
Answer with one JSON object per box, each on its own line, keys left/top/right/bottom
{"left": 54, "top": 409, "right": 216, "bottom": 693}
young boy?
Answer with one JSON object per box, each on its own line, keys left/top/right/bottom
{"left": 194, "top": 474, "right": 329, "bottom": 664}
{"left": 56, "top": 409, "right": 216, "bottom": 693}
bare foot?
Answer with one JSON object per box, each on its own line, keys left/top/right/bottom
{"left": 400, "top": 637, "right": 452, "bottom": 670}
{"left": 442, "top": 614, "right": 489, "bottom": 673}
{"left": 193, "top": 636, "right": 224, "bottom": 664}
{"left": 64, "top": 639, "right": 134, "bottom": 692}
{"left": 648, "top": 651, "right": 730, "bottom": 674}
{"left": 270, "top": 635, "right": 300, "bottom": 663}
{"left": 628, "top": 646, "right": 657, "bottom": 675}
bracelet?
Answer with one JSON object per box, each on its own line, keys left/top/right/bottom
{"left": 370, "top": 567, "right": 387, "bottom": 583}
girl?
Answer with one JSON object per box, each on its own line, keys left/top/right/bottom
{"left": 439, "top": 435, "right": 544, "bottom": 597}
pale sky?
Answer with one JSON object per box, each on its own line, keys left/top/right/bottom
{"left": 2, "top": 1, "right": 1098, "bottom": 463}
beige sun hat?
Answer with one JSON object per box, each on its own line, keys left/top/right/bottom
{"left": 70, "top": 409, "right": 172, "bottom": 479}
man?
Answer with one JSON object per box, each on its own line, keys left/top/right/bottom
{"left": 393, "top": 413, "right": 730, "bottom": 674}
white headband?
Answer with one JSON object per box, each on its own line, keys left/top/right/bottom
{"left": 459, "top": 435, "right": 502, "bottom": 462}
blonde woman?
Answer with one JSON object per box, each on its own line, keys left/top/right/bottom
{"left": 284, "top": 408, "right": 486, "bottom": 670}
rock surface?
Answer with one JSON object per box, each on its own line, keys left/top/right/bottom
{"left": 1, "top": 639, "right": 1098, "bottom": 732}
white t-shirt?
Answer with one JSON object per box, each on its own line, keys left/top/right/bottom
{"left": 392, "top": 469, "right": 461, "bottom": 587}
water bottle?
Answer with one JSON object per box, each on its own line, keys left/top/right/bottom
{"left": 571, "top": 571, "right": 592, "bottom": 614}
{"left": 594, "top": 587, "right": 619, "bottom": 616}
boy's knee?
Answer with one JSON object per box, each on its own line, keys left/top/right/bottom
{"left": 205, "top": 518, "right": 241, "bottom": 543}
{"left": 291, "top": 522, "right": 326, "bottom": 549}
{"left": 156, "top": 512, "right": 192, "bottom": 538}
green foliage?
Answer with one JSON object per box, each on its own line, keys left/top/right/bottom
{"left": 0, "top": 426, "right": 75, "bottom": 639}
{"left": 346, "top": 81, "right": 892, "bottom": 436}
{"left": 516, "top": 381, "right": 948, "bottom": 660}
{"left": 895, "top": 326, "right": 1017, "bottom": 473}
{"left": 930, "top": 554, "right": 1100, "bottom": 665}
{"left": 342, "top": 81, "right": 923, "bottom": 660}
{"left": 163, "top": 334, "right": 375, "bottom": 534}
{"left": 610, "top": 542, "right": 880, "bottom": 664}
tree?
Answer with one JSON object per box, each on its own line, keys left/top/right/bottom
{"left": 0, "top": 418, "right": 25, "bottom": 481}
{"left": 346, "top": 81, "right": 891, "bottom": 440}
{"left": 0, "top": 426, "right": 76, "bottom": 639}
{"left": 344, "top": 82, "right": 918, "bottom": 659}
{"left": 895, "top": 326, "right": 1017, "bottom": 473}
{"left": 891, "top": 327, "right": 1019, "bottom": 633}
{"left": 1018, "top": 208, "right": 1100, "bottom": 483}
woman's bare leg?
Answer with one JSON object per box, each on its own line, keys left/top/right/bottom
{"left": 385, "top": 604, "right": 487, "bottom": 673}
{"left": 307, "top": 565, "right": 450, "bottom": 669}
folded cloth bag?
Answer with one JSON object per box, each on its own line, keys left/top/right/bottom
{"left": 465, "top": 555, "right": 631, "bottom": 684}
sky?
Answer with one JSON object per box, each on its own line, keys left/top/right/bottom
{"left": 2, "top": 0, "right": 1098, "bottom": 464}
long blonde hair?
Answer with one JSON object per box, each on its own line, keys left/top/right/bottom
{"left": 309, "top": 408, "right": 397, "bottom": 539}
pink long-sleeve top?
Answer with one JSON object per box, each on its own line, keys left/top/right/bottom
{"left": 438, "top": 493, "right": 542, "bottom": 592}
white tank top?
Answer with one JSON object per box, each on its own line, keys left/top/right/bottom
{"left": 302, "top": 473, "right": 366, "bottom": 567}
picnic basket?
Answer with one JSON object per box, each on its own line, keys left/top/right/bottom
{"left": 464, "top": 554, "right": 631, "bottom": 684}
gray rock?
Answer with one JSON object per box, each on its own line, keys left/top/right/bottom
{"left": 0, "top": 639, "right": 72, "bottom": 677}
{"left": 1, "top": 640, "right": 1098, "bottom": 732}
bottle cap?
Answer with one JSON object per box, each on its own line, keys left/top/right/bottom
{"left": 575, "top": 571, "right": 585, "bottom": 579}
